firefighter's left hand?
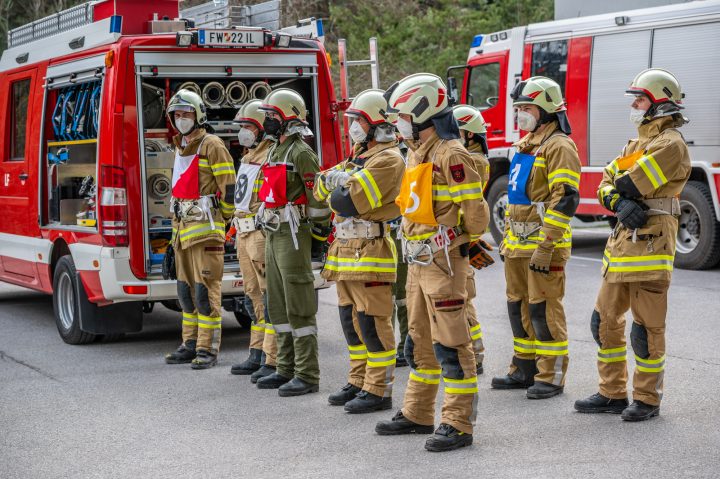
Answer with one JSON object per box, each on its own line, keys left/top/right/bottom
{"left": 529, "top": 242, "right": 553, "bottom": 274}
{"left": 468, "top": 239, "right": 495, "bottom": 270}
{"left": 324, "top": 170, "right": 351, "bottom": 191}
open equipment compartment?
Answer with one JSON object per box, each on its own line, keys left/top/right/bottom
{"left": 41, "top": 55, "right": 106, "bottom": 231}
{"left": 134, "top": 50, "right": 321, "bottom": 277}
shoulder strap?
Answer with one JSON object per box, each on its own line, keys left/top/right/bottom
{"left": 196, "top": 134, "right": 209, "bottom": 156}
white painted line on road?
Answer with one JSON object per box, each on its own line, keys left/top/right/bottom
{"left": 571, "top": 256, "right": 604, "bottom": 263}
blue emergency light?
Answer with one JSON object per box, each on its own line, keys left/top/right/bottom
{"left": 470, "top": 34, "right": 483, "bottom": 48}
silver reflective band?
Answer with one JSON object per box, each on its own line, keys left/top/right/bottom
{"left": 292, "top": 325, "right": 318, "bottom": 337}
{"left": 307, "top": 207, "right": 330, "bottom": 217}
{"left": 410, "top": 369, "right": 441, "bottom": 380}
{"left": 274, "top": 324, "right": 293, "bottom": 333}
{"left": 534, "top": 343, "right": 568, "bottom": 352}
{"left": 598, "top": 350, "right": 626, "bottom": 359}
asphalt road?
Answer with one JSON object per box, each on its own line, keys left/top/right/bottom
{"left": 1, "top": 229, "right": 719, "bottom": 478}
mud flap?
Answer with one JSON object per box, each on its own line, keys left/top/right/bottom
{"left": 75, "top": 272, "right": 142, "bottom": 334}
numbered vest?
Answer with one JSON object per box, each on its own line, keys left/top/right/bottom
{"left": 258, "top": 163, "right": 288, "bottom": 208}
{"left": 235, "top": 163, "right": 262, "bottom": 213}
{"left": 171, "top": 137, "right": 206, "bottom": 200}
{"left": 614, "top": 150, "right": 644, "bottom": 173}
{"left": 396, "top": 162, "right": 437, "bottom": 226}
{"left": 507, "top": 152, "right": 535, "bottom": 205}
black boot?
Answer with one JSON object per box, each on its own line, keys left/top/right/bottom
{"left": 230, "top": 348, "right": 262, "bottom": 375}
{"left": 621, "top": 400, "right": 660, "bottom": 422}
{"left": 476, "top": 362, "right": 484, "bottom": 375}
{"left": 191, "top": 350, "right": 217, "bottom": 370}
{"left": 278, "top": 377, "right": 319, "bottom": 397}
{"left": 375, "top": 410, "right": 435, "bottom": 436}
{"left": 328, "top": 383, "right": 362, "bottom": 406}
{"left": 344, "top": 390, "right": 392, "bottom": 414}
{"left": 527, "top": 381, "right": 563, "bottom": 399}
{"left": 256, "top": 372, "right": 291, "bottom": 389}
{"left": 395, "top": 347, "right": 408, "bottom": 368}
{"left": 250, "top": 365, "right": 276, "bottom": 384}
{"left": 491, "top": 357, "right": 536, "bottom": 389}
{"left": 574, "top": 393, "right": 629, "bottom": 414}
{"left": 164, "top": 340, "right": 196, "bottom": 364}
{"left": 424, "top": 423, "right": 473, "bottom": 452}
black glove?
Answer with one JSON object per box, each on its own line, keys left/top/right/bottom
{"left": 615, "top": 198, "right": 648, "bottom": 230}
{"left": 162, "top": 243, "right": 176, "bottom": 280}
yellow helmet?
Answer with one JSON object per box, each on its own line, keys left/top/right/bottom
{"left": 345, "top": 89, "right": 392, "bottom": 125}
{"left": 259, "top": 88, "right": 307, "bottom": 122}
{"left": 626, "top": 68, "right": 684, "bottom": 110}
{"left": 234, "top": 100, "right": 265, "bottom": 130}
{"left": 167, "top": 89, "right": 207, "bottom": 125}
{"left": 510, "top": 76, "right": 566, "bottom": 113}
{"left": 452, "top": 104, "right": 487, "bottom": 134}
{"left": 384, "top": 73, "right": 450, "bottom": 123}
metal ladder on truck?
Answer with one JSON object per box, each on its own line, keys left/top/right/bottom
{"left": 337, "top": 37, "right": 380, "bottom": 157}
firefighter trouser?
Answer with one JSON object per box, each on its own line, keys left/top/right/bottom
{"left": 402, "top": 247, "right": 478, "bottom": 435}
{"left": 504, "top": 256, "right": 569, "bottom": 386}
{"left": 593, "top": 278, "right": 669, "bottom": 406}
{"left": 466, "top": 269, "right": 484, "bottom": 366}
{"left": 336, "top": 280, "right": 396, "bottom": 398}
{"left": 237, "top": 229, "right": 277, "bottom": 366}
{"left": 176, "top": 241, "right": 224, "bottom": 354}
{"left": 266, "top": 222, "right": 319, "bottom": 384}
{"left": 392, "top": 235, "right": 409, "bottom": 349}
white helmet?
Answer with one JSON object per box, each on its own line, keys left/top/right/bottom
{"left": 452, "top": 104, "right": 487, "bottom": 134}
{"left": 384, "top": 73, "right": 450, "bottom": 124}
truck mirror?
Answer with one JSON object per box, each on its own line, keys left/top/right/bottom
{"left": 447, "top": 76, "right": 459, "bottom": 106}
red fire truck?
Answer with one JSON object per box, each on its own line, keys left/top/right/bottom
{"left": 0, "top": 0, "right": 342, "bottom": 343}
{"left": 448, "top": 0, "right": 720, "bottom": 270}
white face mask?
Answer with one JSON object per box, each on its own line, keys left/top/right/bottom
{"left": 516, "top": 110, "right": 537, "bottom": 132}
{"left": 237, "top": 127, "right": 257, "bottom": 147}
{"left": 349, "top": 120, "right": 368, "bottom": 144}
{"left": 630, "top": 108, "right": 647, "bottom": 126}
{"left": 396, "top": 117, "right": 414, "bottom": 140}
{"left": 175, "top": 118, "right": 195, "bottom": 135}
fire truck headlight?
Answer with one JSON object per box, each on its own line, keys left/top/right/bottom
{"left": 176, "top": 31, "right": 193, "bottom": 47}
{"left": 276, "top": 34, "right": 291, "bottom": 48}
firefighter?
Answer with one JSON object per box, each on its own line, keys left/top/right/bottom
{"left": 375, "top": 74, "right": 490, "bottom": 452}
{"left": 392, "top": 137, "right": 409, "bottom": 368}
{"left": 453, "top": 104, "right": 496, "bottom": 374}
{"left": 314, "top": 89, "right": 405, "bottom": 413}
{"left": 254, "top": 89, "right": 331, "bottom": 396}
{"left": 229, "top": 100, "right": 278, "bottom": 379}
{"left": 490, "top": 77, "right": 581, "bottom": 399}
{"left": 574, "top": 69, "right": 690, "bottom": 421}
{"left": 163, "top": 89, "right": 236, "bottom": 369}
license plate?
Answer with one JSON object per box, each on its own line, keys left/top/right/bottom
{"left": 232, "top": 280, "right": 244, "bottom": 288}
{"left": 198, "top": 29, "right": 264, "bottom": 48}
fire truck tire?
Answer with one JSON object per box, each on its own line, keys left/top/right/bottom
{"left": 97, "top": 333, "right": 126, "bottom": 343}
{"left": 52, "top": 256, "right": 96, "bottom": 345}
{"left": 486, "top": 175, "right": 509, "bottom": 247}
{"left": 161, "top": 299, "right": 183, "bottom": 312}
{"left": 674, "top": 181, "right": 720, "bottom": 270}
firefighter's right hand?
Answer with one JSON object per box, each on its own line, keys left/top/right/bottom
{"left": 615, "top": 198, "right": 648, "bottom": 230}
{"left": 529, "top": 242, "right": 553, "bottom": 275}
{"left": 468, "top": 239, "right": 495, "bottom": 270}
{"left": 324, "top": 170, "right": 351, "bottom": 191}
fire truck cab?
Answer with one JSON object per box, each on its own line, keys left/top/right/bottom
{"left": 0, "top": 0, "right": 342, "bottom": 343}
{"left": 449, "top": 0, "right": 720, "bottom": 270}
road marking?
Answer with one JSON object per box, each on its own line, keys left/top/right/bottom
{"left": 571, "top": 255, "right": 604, "bottom": 263}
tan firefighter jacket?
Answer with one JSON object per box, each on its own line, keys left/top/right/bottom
{"left": 597, "top": 115, "right": 691, "bottom": 283}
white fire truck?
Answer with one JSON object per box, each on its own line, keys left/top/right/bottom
{"left": 448, "top": 0, "right": 720, "bottom": 270}
{"left": 0, "top": 0, "right": 343, "bottom": 343}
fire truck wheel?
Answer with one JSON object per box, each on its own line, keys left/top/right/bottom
{"left": 486, "top": 174, "right": 509, "bottom": 247}
{"left": 674, "top": 181, "right": 720, "bottom": 270}
{"left": 234, "top": 311, "right": 253, "bottom": 329}
{"left": 52, "top": 256, "right": 96, "bottom": 345}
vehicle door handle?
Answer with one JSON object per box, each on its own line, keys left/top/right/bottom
{"left": 19, "top": 173, "right": 29, "bottom": 181}
{"left": 491, "top": 129, "right": 504, "bottom": 135}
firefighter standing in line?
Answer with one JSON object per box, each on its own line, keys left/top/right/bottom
{"left": 453, "top": 104, "right": 496, "bottom": 374}
{"left": 574, "top": 69, "right": 690, "bottom": 421}
{"left": 490, "top": 77, "right": 581, "bottom": 398}
{"left": 254, "top": 89, "right": 331, "bottom": 396}
{"left": 314, "top": 89, "right": 405, "bottom": 413}
{"left": 375, "top": 74, "right": 490, "bottom": 452}
{"left": 163, "top": 89, "right": 236, "bottom": 369}
{"left": 228, "top": 100, "right": 278, "bottom": 379}
{"left": 392, "top": 137, "right": 410, "bottom": 368}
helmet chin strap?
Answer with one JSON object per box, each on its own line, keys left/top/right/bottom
{"left": 411, "top": 117, "right": 435, "bottom": 141}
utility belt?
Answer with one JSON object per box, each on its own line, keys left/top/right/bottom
{"left": 402, "top": 226, "right": 463, "bottom": 267}
{"left": 334, "top": 219, "right": 387, "bottom": 240}
{"left": 172, "top": 196, "right": 219, "bottom": 222}
{"left": 509, "top": 221, "right": 542, "bottom": 243}
{"left": 642, "top": 197, "right": 680, "bottom": 217}
{"left": 256, "top": 204, "right": 307, "bottom": 232}
{"left": 233, "top": 215, "right": 258, "bottom": 234}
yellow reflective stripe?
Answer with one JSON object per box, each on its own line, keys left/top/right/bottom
{"left": 367, "top": 349, "right": 397, "bottom": 367}
{"left": 598, "top": 346, "right": 627, "bottom": 363}
{"left": 637, "top": 154, "right": 668, "bottom": 189}
{"left": 602, "top": 250, "right": 674, "bottom": 273}
{"left": 534, "top": 339, "right": 569, "bottom": 356}
{"left": 354, "top": 169, "right": 382, "bottom": 208}
{"left": 316, "top": 177, "right": 330, "bottom": 200}
{"left": 404, "top": 231, "right": 436, "bottom": 241}
{"left": 197, "top": 314, "right": 222, "bottom": 329}
{"left": 534, "top": 157, "right": 547, "bottom": 168}
{"left": 324, "top": 256, "right": 396, "bottom": 273}
{"left": 348, "top": 344, "right": 369, "bottom": 360}
{"left": 514, "top": 337, "right": 536, "bottom": 354}
{"left": 544, "top": 209, "right": 571, "bottom": 229}
{"left": 409, "top": 368, "right": 442, "bottom": 385}
{"left": 432, "top": 185, "right": 453, "bottom": 201}
{"left": 182, "top": 312, "right": 198, "bottom": 327}
{"left": 264, "top": 324, "right": 275, "bottom": 335}
{"left": 605, "top": 160, "right": 619, "bottom": 175}
{"left": 178, "top": 223, "right": 225, "bottom": 240}
{"left": 635, "top": 354, "right": 666, "bottom": 373}
{"left": 443, "top": 376, "right": 478, "bottom": 394}
{"left": 251, "top": 324, "right": 265, "bottom": 332}
{"left": 448, "top": 182, "right": 484, "bottom": 203}
{"left": 469, "top": 324, "right": 482, "bottom": 340}
{"left": 219, "top": 200, "right": 234, "bottom": 214}
{"left": 199, "top": 158, "right": 211, "bottom": 169}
